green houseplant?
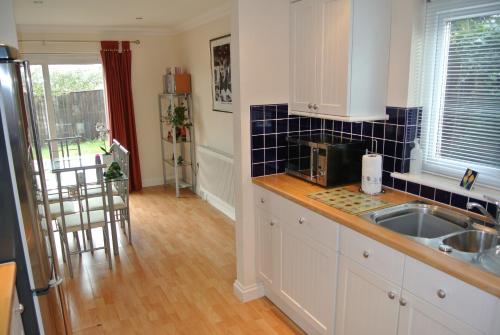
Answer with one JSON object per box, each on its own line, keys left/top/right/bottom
{"left": 167, "top": 105, "right": 192, "bottom": 141}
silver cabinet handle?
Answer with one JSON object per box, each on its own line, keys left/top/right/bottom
{"left": 437, "top": 289, "right": 446, "bottom": 299}
{"left": 399, "top": 298, "right": 407, "bottom": 306}
{"left": 270, "top": 221, "right": 275, "bottom": 226}
{"left": 313, "top": 104, "right": 318, "bottom": 110}
{"left": 298, "top": 217, "right": 305, "bottom": 224}
{"left": 387, "top": 291, "right": 396, "bottom": 300}
{"left": 307, "top": 103, "right": 313, "bottom": 109}
{"left": 18, "top": 304, "right": 24, "bottom": 314}
{"left": 260, "top": 198, "right": 265, "bottom": 204}
{"left": 363, "top": 250, "right": 370, "bottom": 258}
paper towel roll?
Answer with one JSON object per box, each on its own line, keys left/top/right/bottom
{"left": 362, "top": 154, "right": 383, "bottom": 195}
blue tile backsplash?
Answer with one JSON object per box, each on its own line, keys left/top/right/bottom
{"left": 250, "top": 103, "right": 497, "bottom": 218}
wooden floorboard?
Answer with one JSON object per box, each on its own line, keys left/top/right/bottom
{"left": 58, "top": 186, "right": 304, "bottom": 334}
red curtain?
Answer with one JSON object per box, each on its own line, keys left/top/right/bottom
{"left": 100, "top": 41, "right": 142, "bottom": 191}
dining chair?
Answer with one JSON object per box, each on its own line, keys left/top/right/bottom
{"left": 55, "top": 165, "right": 112, "bottom": 278}
{"left": 81, "top": 140, "right": 132, "bottom": 244}
{"left": 46, "top": 136, "right": 83, "bottom": 161}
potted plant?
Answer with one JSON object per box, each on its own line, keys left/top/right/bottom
{"left": 167, "top": 105, "right": 192, "bottom": 142}
{"left": 100, "top": 146, "right": 113, "bottom": 167}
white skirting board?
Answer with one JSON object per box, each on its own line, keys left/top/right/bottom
{"left": 233, "top": 280, "right": 265, "bottom": 302}
{"left": 199, "top": 186, "right": 236, "bottom": 221}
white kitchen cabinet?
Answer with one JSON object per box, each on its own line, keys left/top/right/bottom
{"left": 255, "top": 207, "right": 279, "bottom": 290}
{"left": 335, "top": 255, "right": 401, "bottom": 335}
{"left": 254, "top": 185, "right": 338, "bottom": 335}
{"left": 290, "top": 0, "right": 391, "bottom": 121}
{"left": 280, "top": 222, "right": 337, "bottom": 334}
{"left": 397, "top": 290, "right": 481, "bottom": 335}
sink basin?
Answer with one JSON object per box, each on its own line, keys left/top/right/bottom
{"left": 442, "top": 231, "right": 499, "bottom": 253}
{"left": 361, "top": 202, "right": 469, "bottom": 239}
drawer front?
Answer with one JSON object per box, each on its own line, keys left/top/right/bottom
{"left": 404, "top": 257, "right": 498, "bottom": 335}
{"left": 254, "top": 185, "right": 339, "bottom": 250}
{"left": 340, "top": 226, "right": 404, "bottom": 285}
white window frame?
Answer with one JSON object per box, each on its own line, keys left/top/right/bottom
{"left": 421, "top": 0, "right": 500, "bottom": 189}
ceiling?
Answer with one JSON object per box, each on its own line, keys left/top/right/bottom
{"left": 14, "top": 0, "right": 231, "bottom": 33}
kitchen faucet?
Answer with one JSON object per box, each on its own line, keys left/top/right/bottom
{"left": 466, "top": 195, "right": 500, "bottom": 230}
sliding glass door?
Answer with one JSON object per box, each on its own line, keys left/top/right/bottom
{"left": 28, "top": 56, "right": 108, "bottom": 159}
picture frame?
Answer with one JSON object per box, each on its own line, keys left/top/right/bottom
{"left": 459, "top": 168, "right": 478, "bottom": 190}
{"left": 210, "top": 34, "right": 232, "bottom": 113}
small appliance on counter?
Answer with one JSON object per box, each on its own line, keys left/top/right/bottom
{"left": 286, "top": 134, "right": 368, "bottom": 187}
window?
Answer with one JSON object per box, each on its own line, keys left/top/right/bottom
{"left": 421, "top": 0, "right": 500, "bottom": 189}
{"left": 27, "top": 56, "right": 108, "bottom": 160}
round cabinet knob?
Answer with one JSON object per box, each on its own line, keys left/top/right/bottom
{"left": 18, "top": 304, "right": 24, "bottom": 314}
{"left": 260, "top": 198, "right": 265, "bottom": 204}
{"left": 270, "top": 221, "right": 275, "bottom": 226}
{"left": 437, "top": 289, "right": 446, "bottom": 299}
{"left": 387, "top": 291, "right": 396, "bottom": 300}
{"left": 362, "top": 250, "right": 370, "bottom": 258}
{"left": 313, "top": 104, "right": 318, "bottom": 110}
{"left": 307, "top": 103, "right": 313, "bottom": 109}
{"left": 399, "top": 298, "right": 407, "bottom": 306}
{"left": 298, "top": 217, "right": 305, "bottom": 224}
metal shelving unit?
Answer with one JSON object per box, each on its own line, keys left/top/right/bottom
{"left": 159, "top": 93, "right": 196, "bottom": 197}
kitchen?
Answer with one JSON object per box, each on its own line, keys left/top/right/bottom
{"left": 1, "top": 0, "right": 500, "bottom": 334}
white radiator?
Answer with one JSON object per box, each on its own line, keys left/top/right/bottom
{"left": 196, "top": 145, "right": 235, "bottom": 220}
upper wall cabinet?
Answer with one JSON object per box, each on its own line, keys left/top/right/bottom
{"left": 290, "top": 0, "right": 392, "bottom": 121}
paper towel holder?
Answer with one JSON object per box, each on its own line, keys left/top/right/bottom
{"left": 359, "top": 187, "right": 385, "bottom": 194}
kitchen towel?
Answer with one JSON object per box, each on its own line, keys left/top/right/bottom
{"left": 362, "top": 154, "right": 383, "bottom": 195}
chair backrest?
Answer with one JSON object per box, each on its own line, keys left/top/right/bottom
{"left": 46, "top": 136, "right": 83, "bottom": 161}
{"left": 57, "top": 164, "right": 108, "bottom": 239}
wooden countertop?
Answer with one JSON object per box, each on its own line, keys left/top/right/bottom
{"left": 0, "top": 262, "right": 16, "bottom": 335}
{"left": 253, "top": 174, "right": 500, "bottom": 297}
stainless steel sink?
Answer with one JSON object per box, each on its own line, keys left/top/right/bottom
{"left": 361, "top": 201, "right": 500, "bottom": 275}
{"left": 442, "top": 231, "right": 499, "bottom": 253}
{"left": 361, "top": 202, "right": 471, "bottom": 239}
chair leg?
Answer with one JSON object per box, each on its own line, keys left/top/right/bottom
{"left": 63, "top": 233, "right": 73, "bottom": 278}
{"left": 87, "top": 228, "right": 95, "bottom": 255}
{"left": 59, "top": 230, "right": 66, "bottom": 263}
{"left": 103, "top": 226, "right": 112, "bottom": 270}
{"left": 75, "top": 232, "right": 81, "bottom": 252}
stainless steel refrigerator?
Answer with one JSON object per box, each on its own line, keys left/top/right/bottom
{"left": 0, "top": 45, "right": 71, "bottom": 334}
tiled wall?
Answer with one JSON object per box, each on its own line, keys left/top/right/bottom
{"left": 250, "top": 104, "right": 498, "bottom": 218}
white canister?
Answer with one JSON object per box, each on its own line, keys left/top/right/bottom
{"left": 361, "top": 154, "right": 383, "bottom": 195}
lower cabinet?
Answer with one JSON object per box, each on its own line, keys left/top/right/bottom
{"left": 335, "top": 255, "right": 400, "bottom": 335}
{"left": 255, "top": 187, "right": 499, "bottom": 335}
{"left": 397, "top": 290, "right": 481, "bottom": 335}
{"left": 280, "top": 223, "right": 337, "bottom": 334}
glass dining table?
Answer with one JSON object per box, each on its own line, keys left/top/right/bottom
{"left": 47, "top": 155, "right": 126, "bottom": 255}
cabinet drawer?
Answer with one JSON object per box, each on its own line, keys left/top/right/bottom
{"left": 404, "top": 257, "right": 498, "bottom": 335}
{"left": 254, "top": 185, "right": 339, "bottom": 250}
{"left": 340, "top": 226, "right": 404, "bottom": 285}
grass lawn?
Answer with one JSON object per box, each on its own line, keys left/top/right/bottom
{"left": 40, "top": 139, "right": 106, "bottom": 160}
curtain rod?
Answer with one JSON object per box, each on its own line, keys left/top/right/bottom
{"left": 19, "top": 39, "right": 141, "bottom": 45}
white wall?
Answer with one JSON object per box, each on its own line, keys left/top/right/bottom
{"left": 18, "top": 32, "right": 178, "bottom": 187}
{"left": 0, "top": 0, "right": 18, "bottom": 48}
{"left": 232, "top": 0, "right": 289, "bottom": 300}
{"left": 174, "top": 16, "right": 233, "bottom": 155}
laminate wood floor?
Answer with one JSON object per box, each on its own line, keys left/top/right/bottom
{"left": 58, "top": 186, "right": 305, "bottom": 335}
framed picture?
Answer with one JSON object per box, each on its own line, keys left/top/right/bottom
{"left": 210, "top": 34, "right": 232, "bottom": 113}
{"left": 459, "top": 168, "right": 478, "bottom": 190}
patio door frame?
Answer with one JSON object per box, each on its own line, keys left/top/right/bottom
{"left": 24, "top": 54, "right": 106, "bottom": 155}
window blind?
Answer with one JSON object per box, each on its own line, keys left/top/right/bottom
{"left": 420, "top": 0, "right": 500, "bottom": 189}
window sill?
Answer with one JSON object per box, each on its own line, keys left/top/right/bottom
{"left": 391, "top": 172, "right": 500, "bottom": 201}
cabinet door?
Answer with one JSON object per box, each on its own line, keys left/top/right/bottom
{"left": 397, "top": 290, "right": 482, "bottom": 335}
{"left": 315, "top": 0, "right": 349, "bottom": 116}
{"left": 256, "top": 208, "right": 279, "bottom": 289}
{"left": 280, "top": 223, "right": 337, "bottom": 334}
{"left": 290, "top": 0, "right": 317, "bottom": 113}
{"left": 335, "top": 255, "right": 400, "bottom": 335}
